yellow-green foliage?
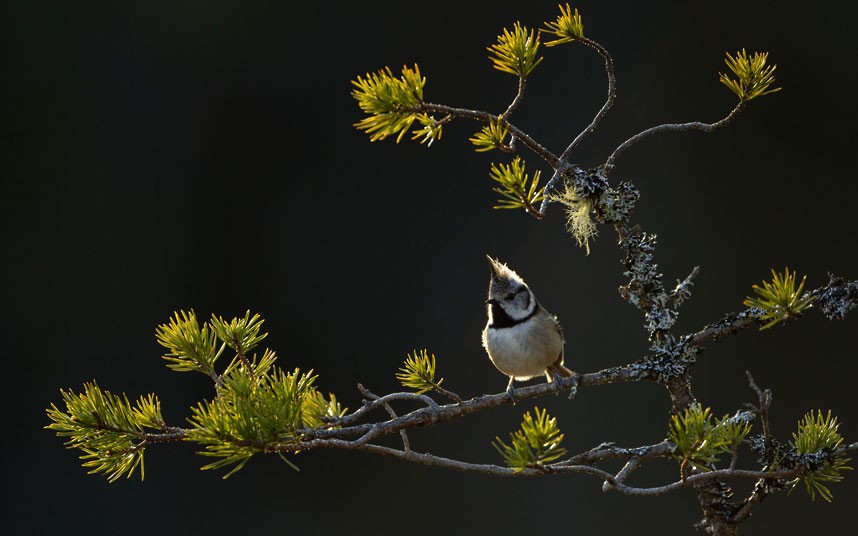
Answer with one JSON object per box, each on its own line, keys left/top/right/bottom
{"left": 351, "top": 64, "right": 435, "bottom": 143}
{"left": 743, "top": 267, "right": 815, "bottom": 329}
{"left": 487, "top": 22, "right": 543, "bottom": 77}
{"left": 45, "top": 382, "right": 165, "bottom": 482}
{"left": 542, "top": 3, "right": 584, "bottom": 46}
{"left": 396, "top": 349, "right": 443, "bottom": 395}
{"left": 791, "top": 410, "right": 852, "bottom": 502}
{"left": 493, "top": 407, "right": 567, "bottom": 472}
{"left": 469, "top": 116, "right": 510, "bottom": 152}
{"left": 156, "top": 310, "right": 224, "bottom": 378}
{"left": 47, "top": 311, "right": 346, "bottom": 481}
{"left": 668, "top": 404, "right": 752, "bottom": 476}
{"left": 188, "top": 363, "right": 343, "bottom": 478}
{"left": 488, "top": 156, "right": 545, "bottom": 214}
{"left": 719, "top": 49, "right": 781, "bottom": 102}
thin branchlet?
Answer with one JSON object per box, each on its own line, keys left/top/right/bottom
{"left": 357, "top": 384, "right": 410, "bottom": 452}
{"left": 501, "top": 76, "right": 527, "bottom": 121}
{"left": 419, "top": 102, "right": 560, "bottom": 167}
{"left": 603, "top": 102, "right": 745, "bottom": 172}
{"left": 560, "top": 37, "right": 616, "bottom": 160}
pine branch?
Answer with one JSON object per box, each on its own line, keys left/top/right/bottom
{"left": 278, "top": 436, "right": 858, "bottom": 498}
{"left": 51, "top": 271, "right": 856, "bottom": 481}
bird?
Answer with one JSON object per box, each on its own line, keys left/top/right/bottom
{"left": 481, "top": 255, "right": 572, "bottom": 396}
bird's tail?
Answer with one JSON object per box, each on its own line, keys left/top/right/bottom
{"left": 546, "top": 361, "right": 573, "bottom": 380}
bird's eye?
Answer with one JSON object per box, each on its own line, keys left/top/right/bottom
{"left": 504, "top": 295, "right": 515, "bottom": 301}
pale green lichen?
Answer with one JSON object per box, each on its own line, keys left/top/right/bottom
{"left": 551, "top": 182, "right": 597, "bottom": 254}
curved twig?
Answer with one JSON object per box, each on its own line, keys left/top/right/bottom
{"left": 333, "top": 390, "right": 438, "bottom": 428}
{"left": 276, "top": 439, "right": 858, "bottom": 500}
{"left": 357, "top": 384, "right": 410, "bottom": 452}
{"left": 560, "top": 37, "right": 616, "bottom": 160}
{"left": 603, "top": 102, "right": 745, "bottom": 172}
{"left": 501, "top": 76, "right": 527, "bottom": 121}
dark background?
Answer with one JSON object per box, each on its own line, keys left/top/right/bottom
{"left": 7, "top": 1, "right": 858, "bottom": 534}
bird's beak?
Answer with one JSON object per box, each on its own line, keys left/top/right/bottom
{"left": 486, "top": 298, "right": 498, "bottom": 305}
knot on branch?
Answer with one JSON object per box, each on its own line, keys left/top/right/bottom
{"left": 593, "top": 180, "right": 639, "bottom": 224}
{"left": 813, "top": 274, "right": 858, "bottom": 320}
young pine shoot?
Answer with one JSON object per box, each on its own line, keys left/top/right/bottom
{"left": 744, "top": 267, "right": 815, "bottom": 329}
{"left": 719, "top": 49, "right": 781, "bottom": 102}
{"left": 668, "top": 404, "right": 752, "bottom": 478}
{"left": 790, "top": 410, "right": 852, "bottom": 502}
{"left": 489, "top": 156, "right": 546, "bottom": 218}
{"left": 541, "top": 3, "right": 585, "bottom": 46}
{"left": 396, "top": 349, "right": 461, "bottom": 402}
{"left": 487, "top": 22, "right": 543, "bottom": 77}
{"left": 493, "top": 406, "right": 567, "bottom": 472}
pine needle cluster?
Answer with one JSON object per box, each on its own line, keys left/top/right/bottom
{"left": 668, "top": 404, "right": 752, "bottom": 477}
{"left": 493, "top": 407, "right": 567, "bottom": 472}
{"left": 790, "top": 410, "right": 853, "bottom": 502}
{"left": 719, "top": 49, "right": 781, "bottom": 102}
{"left": 396, "top": 349, "right": 444, "bottom": 395}
{"left": 489, "top": 156, "right": 545, "bottom": 217}
{"left": 743, "top": 268, "right": 815, "bottom": 329}
{"left": 47, "top": 311, "right": 345, "bottom": 480}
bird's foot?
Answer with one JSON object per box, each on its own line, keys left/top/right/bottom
{"left": 506, "top": 378, "right": 516, "bottom": 404}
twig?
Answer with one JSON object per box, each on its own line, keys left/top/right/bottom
{"left": 232, "top": 334, "right": 256, "bottom": 383}
{"left": 559, "top": 440, "right": 674, "bottom": 466}
{"left": 593, "top": 467, "right": 821, "bottom": 497}
{"left": 357, "top": 384, "right": 410, "bottom": 452}
{"left": 501, "top": 76, "right": 526, "bottom": 121}
{"left": 745, "top": 371, "right": 773, "bottom": 462}
{"left": 670, "top": 266, "right": 700, "bottom": 308}
{"left": 538, "top": 170, "right": 563, "bottom": 214}
{"left": 141, "top": 427, "right": 188, "bottom": 444}
{"left": 686, "top": 279, "right": 858, "bottom": 349}
{"left": 560, "top": 37, "right": 616, "bottom": 161}
{"left": 731, "top": 483, "right": 769, "bottom": 525}
{"left": 603, "top": 457, "right": 641, "bottom": 492}
{"left": 333, "top": 389, "right": 438, "bottom": 428}
{"left": 281, "top": 440, "right": 858, "bottom": 499}
{"left": 684, "top": 309, "right": 760, "bottom": 346}
{"left": 432, "top": 384, "right": 463, "bottom": 404}
{"left": 603, "top": 102, "right": 745, "bottom": 172}
{"left": 728, "top": 371, "right": 776, "bottom": 522}
{"left": 419, "top": 102, "right": 560, "bottom": 167}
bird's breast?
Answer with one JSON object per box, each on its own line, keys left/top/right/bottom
{"left": 482, "top": 318, "right": 562, "bottom": 380}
